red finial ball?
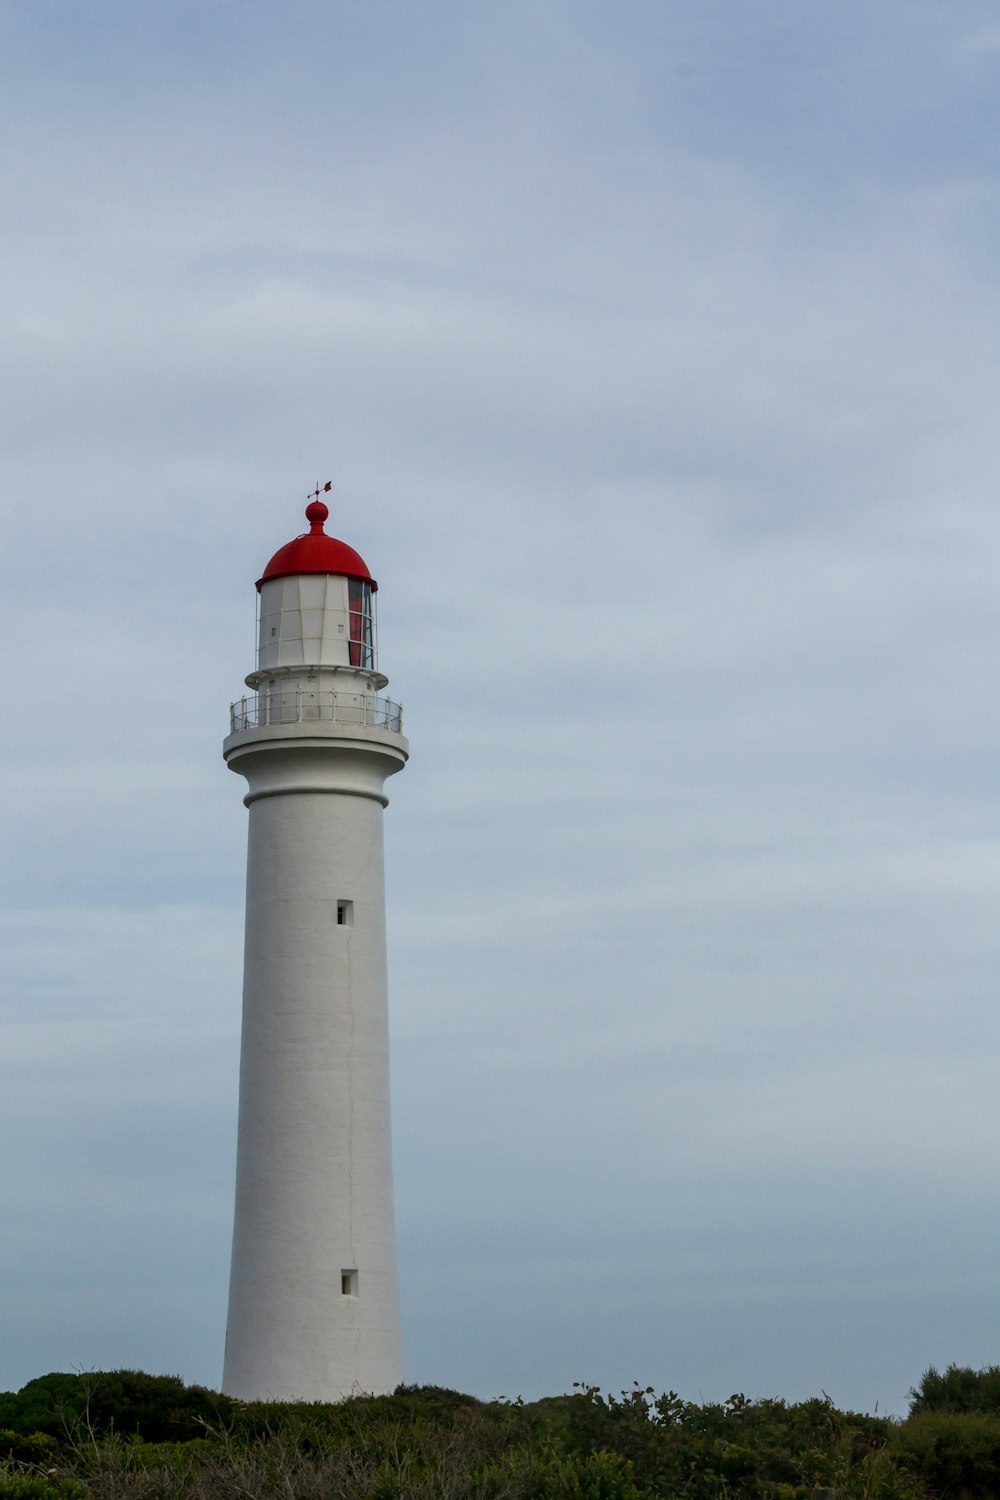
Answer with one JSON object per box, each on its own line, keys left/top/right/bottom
{"left": 305, "top": 500, "right": 329, "bottom": 533}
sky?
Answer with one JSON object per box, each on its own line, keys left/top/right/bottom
{"left": 2, "top": 0, "right": 1000, "bottom": 1417}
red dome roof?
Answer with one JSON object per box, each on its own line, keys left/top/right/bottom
{"left": 256, "top": 500, "right": 377, "bottom": 592}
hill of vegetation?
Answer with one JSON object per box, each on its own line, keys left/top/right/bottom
{"left": 2, "top": 1364, "right": 1000, "bottom": 1499}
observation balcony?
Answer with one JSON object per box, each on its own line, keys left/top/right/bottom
{"left": 230, "top": 689, "right": 403, "bottom": 735}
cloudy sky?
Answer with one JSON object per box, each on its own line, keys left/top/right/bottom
{"left": 3, "top": 0, "right": 1000, "bottom": 1416}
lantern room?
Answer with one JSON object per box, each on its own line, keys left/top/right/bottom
{"left": 254, "top": 499, "right": 378, "bottom": 675}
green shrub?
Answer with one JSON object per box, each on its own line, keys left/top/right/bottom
{"left": 532, "top": 1448, "right": 642, "bottom": 1500}
{"left": 894, "top": 1409, "right": 1000, "bottom": 1497}
{"left": 0, "top": 1373, "right": 233, "bottom": 1445}
{"left": 9, "top": 1366, "right": 1000, "bottom": 1498}
{"left": 0, "top": 1379, "right": 86, "bottom": 1441}
{"left": 0, "top": 1437, "right": 58, "bottom": 1469}
{"left": 909, "top": 1366, "right": 1000, "bottom": 1417}
{"left": 0, "top": 1469, "right": 86, "bottom": 1500}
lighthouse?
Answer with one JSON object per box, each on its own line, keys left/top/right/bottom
{"left": 222, "top": 489, "right": 407, "bottom": 1402}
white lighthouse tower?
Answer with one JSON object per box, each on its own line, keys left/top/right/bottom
{"left": 222, "top": 488, "right": 407, "bottom": 1402}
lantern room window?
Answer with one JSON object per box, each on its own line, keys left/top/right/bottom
{"left": 348, "top": 579, "right": 376, "bottom": 669}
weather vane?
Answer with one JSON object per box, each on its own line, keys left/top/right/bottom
{"left": 307, "top": 481, "right": 333, "bottom": 503}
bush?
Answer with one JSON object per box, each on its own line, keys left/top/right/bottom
{"left": 0, "top": 1437, "right": 58, "bottom": 1469}
{"left": 7, "top": 1366, "right": 1000, "bottom": 1498}
{"left": 909, "top": 1366, "right": 1000, "bottom": 1417}
{"left": 0, "top": 1470, "right": 85, "bottom": 1500}
{"left": 0, "top": 1380, "right": 85, "bottom": 1442}
{"left": 0, "top": 1372, "right": 233, "bottom": 1446}
{"left": 894, "top": 1410, "right": 1000, "bottom": 1498}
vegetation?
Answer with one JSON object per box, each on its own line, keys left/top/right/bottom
{"left": 1, "top": 1365, "right": 999, "bottom": 1499}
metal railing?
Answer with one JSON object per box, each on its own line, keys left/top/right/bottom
{"left": 230, "top": 690, "right": 403, "bottom": 734}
